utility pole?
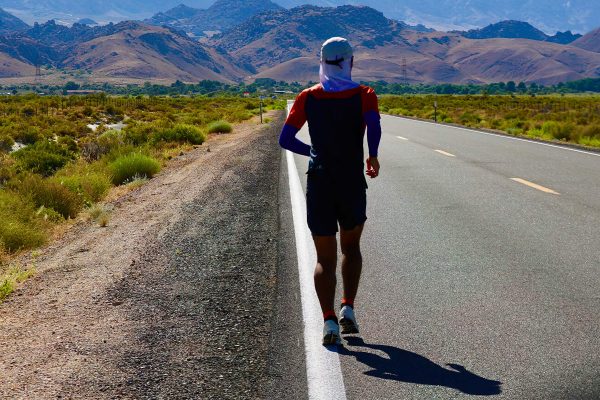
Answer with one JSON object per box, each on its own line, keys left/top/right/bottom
{"left": 401, "top": 57, "right": 408, "bottom": 85}
{"left": 259, "top": 95, "right": 264, "bottom": 124}
{"left": 34, "top": 63, "right": 42, "bottom": 84}
{"left": 434, "top": 99, "right": 438, "bottom": 123}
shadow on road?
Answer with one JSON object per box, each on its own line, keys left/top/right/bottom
{"left": 338, "top": 337, "right": 502, "bottom": 396}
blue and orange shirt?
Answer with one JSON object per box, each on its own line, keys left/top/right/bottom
{"left": 280, "top": 84, "right": 381, "bottom": 178}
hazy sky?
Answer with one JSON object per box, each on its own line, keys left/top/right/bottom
{"left": 1, "top": 0, "right": 598, "bottom": 33}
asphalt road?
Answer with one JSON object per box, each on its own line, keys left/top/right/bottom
{"left": 287, "top": 115, "right": 600, "bottom": 400}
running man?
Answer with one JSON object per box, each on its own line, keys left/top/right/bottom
{"left": 279, "top": 37, "right": 382, "bottom": 345}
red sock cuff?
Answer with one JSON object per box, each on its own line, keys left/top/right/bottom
{"left": 323, "top": 310, "right": 337, "bottom": 320}
{"left": 341, "top": 298, "right": 354, "bottom": 308}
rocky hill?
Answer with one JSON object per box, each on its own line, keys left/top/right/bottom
{"left": 0, "top": 7, "right": 29, "bottom": 33}
{"left": 211, "top": 5, "right": 600, "bottom": 85}
{"left": 211, "top": 5, "right": 409, "bottom": 72}
{"left": 573, "top": 28, "right": 600, "bottom": 53}
{"left": 0, "top": 20, "right": 244, "bottom": 81}
{"left": 460, "top": 20, "right": 581, "bottom": 44}
{"left": 146, "top": 0, "right": 284, "bottom": 37}
{"left": 0, "top": 3, "right": 599, "bottom": 85}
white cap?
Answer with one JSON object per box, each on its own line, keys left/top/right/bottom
{"left": 321, "top": 37, "right": 353, "bottom": 63}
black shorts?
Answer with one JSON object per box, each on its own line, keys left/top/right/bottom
{"left": 306, "top": 171, "right": 367, "bottom": 236}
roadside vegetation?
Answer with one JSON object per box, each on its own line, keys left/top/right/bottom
{"left": 0, "top": 94, "right": 282, "bottom": 267}
{"left": 379, "top": 94, "right": 600, "bottom": 148}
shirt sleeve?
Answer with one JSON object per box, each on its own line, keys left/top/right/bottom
{"left": 285, "top": 90, "right": 308, "bottom": 130}
{"left": 361, "top": 86, "right": 380, "bottom": 116}
{"left": 362, "top": 87, "right": 381, "bottom": 157}
{"left": 279, "top": 123, "right": 311, "bottom": 157}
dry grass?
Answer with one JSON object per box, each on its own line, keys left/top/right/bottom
{"left": 0, "top": 263, "right": 36, "bottom": 302}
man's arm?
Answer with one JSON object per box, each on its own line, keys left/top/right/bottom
{"left": 361, "top": 87, "right": 382, "bottom": 178}
{"left": 279, "top": 91, "right": 311, "bottom": 157}
{"left": 364, "top": 109, "right": 382, "bottom": 179}
{"left": 279, "top": 124, "right": 311, "bottom": 157}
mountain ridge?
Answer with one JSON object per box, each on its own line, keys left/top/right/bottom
{"left": 459, "top": 20, "right": 582, "bottom": 44}
{"left": 0, "top": 3, "right": 599, "bottom": 85}
{"left": 0, "top": 7, "right": 29, "bottom": 33}
{"left": 146, "top": 0, "right": 284, "bottom": 37}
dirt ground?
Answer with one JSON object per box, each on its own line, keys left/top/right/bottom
{"left": 0, "top": 111, "right": 284, "bottom": 399}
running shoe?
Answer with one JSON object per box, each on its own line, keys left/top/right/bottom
{"left": 339, "top": 305, "right": 359, "bottom": 334}
{"left": 322, "top": 320, "right": 341, "bottom": 345}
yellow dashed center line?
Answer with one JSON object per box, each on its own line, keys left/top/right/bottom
{"left": 435, "top": 149, "right": 456, "bottom": 157}
{"left": 396, "top": 136, "right": 409, "bottom": 141}
{"left": 511, "top": 178, "right": 560, "bottom": 195}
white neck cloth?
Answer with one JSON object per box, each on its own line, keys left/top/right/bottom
{"left": 319, "top": 57, "right": 359, "bottom": 93}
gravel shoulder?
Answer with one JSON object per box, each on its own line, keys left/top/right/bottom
{"left": 0, "top": 111, "right": 289, "bottom": 399}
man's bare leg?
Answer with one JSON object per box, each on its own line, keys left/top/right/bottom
{"left": 340, "top": 224, "right": 364, "bottom": 304}
{"left": 312, "top": 235, "right": 338, "bottom": 314}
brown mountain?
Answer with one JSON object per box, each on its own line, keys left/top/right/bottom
{"left": 572, "top": 28, "right": 600, "bottom": 53}
{"left": 0, "top": 7, "right": 28, "bottom": 33}
{"left": 62, "top": 22, "right": 243, "bottom": 81}
{"left": 0, "top": 20, "right": 244, "bottom": 81}
{"left": 146, "top": 0, "right": 284, "bottom": 37}
{"left": 213, "top": 5, "right": 600, "bottom": 85}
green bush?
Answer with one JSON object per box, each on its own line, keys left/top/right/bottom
{"left": 0, "top": 221, "right": 46, "bottom": 252}
{"left": 541, "top": 121, "right": 576, "bottom": 141}
{"left": 17, "top": 175, "right": 83, "bottom": 219}
{"left": 151, "top": 124, "right": 207, "bottom": 145}
{"left": 207, "top": 120, "right": 233, "bottom": 134}
{"left": 13, "top": 141, "right": 74, "bottom": 176}
{"left": 578, "top": 136, "right": 600, "bottom": 147}
{"left": 109, "top": 153, "right": 161, "bottom": 185}
{"left": 13, "top": 126, "right": 44, "bottom": 144}
{"left": 0, "top": 135, "right": 14, "bottom": 153}
{"left": 0, "top": 190, "right": 46, "bottom": 252}
{"left": 53, "top": 172, "right": 111, "bottom": 204}
{"left": 80, "top": 130, "right": 124, "bottom": 162}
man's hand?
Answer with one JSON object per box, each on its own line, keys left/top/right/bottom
{"left": 366, "top": 157, "right": 380, "bottom": 178}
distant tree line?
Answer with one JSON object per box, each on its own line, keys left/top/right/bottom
{"left": 2, "top": 77, "right": 600, "bottom": 97}
{"left": 363, "top": 78, "right": 600, "bottom": 95}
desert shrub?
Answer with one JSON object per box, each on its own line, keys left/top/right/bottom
{"left": 57, "top": 136, "right": 79, "bottom": 153}
{"left": 151, "top": 124, "right": 206, "bottom": 145}
{"left": 13, "top": 126, "right": 44, "bottom": 144}
{"left": 52, "top": 172, "right": 111, "bottom": 204}
{"left": 460, "top": 112, "right": 482, "bottom": 125}
{"left": 506, "top": 128, "right": 524, "bottom": 136}
{"left": 80, "top": 130, "right": 124, "bottom": 162}
{"left": 123, "top": 121, "right": 163, "bottom": 146}
{"left": 16, "top": 175, "right": 83, "bottom": 219}
{"left": 13, "top": 141, "right": 74, "bottom": 176}
{"left": 207, "top": 120, "right": 233, "bottom": 134}
{"left": 109, "top": 153, "right": 160, "bottom": 185}
{"left": 578, "top": 136, "right": 600, "bottom": 147}
{"left": 0, "top": 135, "right": 14, "bottom": 153}
{"left": 580, "top": 125, "right": 600, "bottom": 139}
{"left": 0, "top": 190, "right": 46, "bottom": 252}
{"left": 0, "top": 221, "right": 46, "bottom": 253}
{"left": 541, "top": 121, "right": 575, "bottom": 141}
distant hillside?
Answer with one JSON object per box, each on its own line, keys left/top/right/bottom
{"left": 147, "top": 0, "right": 284, "bottom": 37}
{"left": 460, "top": 20, "right": 581, "bottom": 44}
{"left": 212, "top": 5, "right": 600, "bottom": 85}
{"left": 573, "top": 28, "right": 600, "bottom": 53}
{"left": 0, "top": 7, "right": 29, "bottom": 33}
{"left": 211, "top": 5, "right": 410, "bottom": 71}
{"left": 273, "top": 0, "right": 600, "bottom": 34}
{"left": 0, "top": 20, "right": 243, "bottom": 81}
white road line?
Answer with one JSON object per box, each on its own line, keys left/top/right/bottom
{"left": 511, "top": 178, "right": 560, "bottom": 195}
{"left": 286, "top": 100, "right": 347, "bottom": 400}
{"left": 396, "top": 135, "right": 409, "bottom": 141}
{"left": 435, "top": 149, "right": 456, "bottom": 157}
{"left": 387, "top": 115, "right": 600, "bottom": 158}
